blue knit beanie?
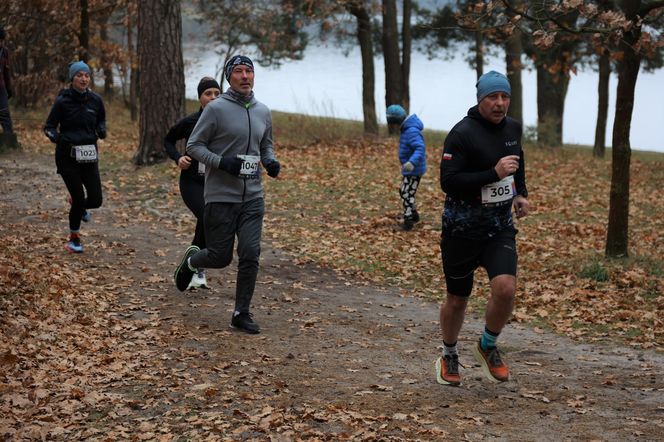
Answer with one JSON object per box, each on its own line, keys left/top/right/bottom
{"left": 476, "top": 71, "right": 511, "bottom": 102}
{"left": 68, "top": 61, "right": 91, "bottom": 81}
{"left": 386, "top": 104, "right": 407, "bottom": 124}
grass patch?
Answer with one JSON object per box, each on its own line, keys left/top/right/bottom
{"left": 578, "top": 261, "right": 610, "bottom": 282}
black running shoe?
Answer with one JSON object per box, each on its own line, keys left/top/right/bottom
{"left": 230, "top": 311, "right": 260, "bottom": 334}
{"left": 411, "top": 210, "right": 420, "bottom": 223}
{"left": 174, "top": 245, "right": 200, "bottom": 292}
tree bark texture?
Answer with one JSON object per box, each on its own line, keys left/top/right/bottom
{"left": 593, "top": 50, "right": 610, "bottom": 158}
{"left": 505, "top": 28, "right": 523, "bottom": 123}
{"left": 79, "top": 0, "right": 90, "bottom": 62}
{"left": 135, "top": 0, "right": 184, "bottom": 165}
{"left": 536, "top": 62, "right": 568, "bottom": 147}
{"left": 382, "top": 0, "right": 403, "bottom": 135}
{"left": 401, "top": 0, "right": 412, "bottom": 113}
{"left": 348, "top": 2, "right": 378, "bottom": 135}
{"left": 127, "top": 13, "right": 138, "bottom": 122}
{"left": 474, "top": 31, "right": 484, "bottom": 80}
{"left": 606, "top": 0, "right": 641, "bottom": 258}
{"left": 99, "top": 17, "right": 114, "bottom": 100}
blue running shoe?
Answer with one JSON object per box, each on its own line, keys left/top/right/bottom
{"left": 81, "top": 210, "right": 92, "bottom": 223}
{"left": 65, "top": 235, "right": 83, "bottom": 253}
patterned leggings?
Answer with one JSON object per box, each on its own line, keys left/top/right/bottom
{"left": 399, "top": 175, "right": 421, "bottom": 219}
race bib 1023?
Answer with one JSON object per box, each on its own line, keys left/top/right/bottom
{"left": 72, "top": 144, "right": 98, "bottom": 163}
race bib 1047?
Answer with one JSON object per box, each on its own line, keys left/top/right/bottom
{"left": 481, "top": 175, "right": 515, "bottom": 204}
{"left": 72, "top": 144, "right": 98, "bottom": 163}
{"left": 237, "top": 155, "right": 260, "bottom": 178}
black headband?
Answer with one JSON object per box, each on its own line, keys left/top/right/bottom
{"left": 197, "top": 79, "right": 220, "bottom": 98}
{"left": 224, "top": 55, "right": 254, "bottom": 81}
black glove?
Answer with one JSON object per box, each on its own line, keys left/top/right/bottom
{"left": 218, "top": 156, "right": 242, "bottom": 176}
{"left": 96, "top": 123, "right": 107, "bottom": 139}
{"left": 264, "top": 159, "right": 281, "bottom": 178}
{"left": 44, "top": 128, "right": 60, "bottom": 144}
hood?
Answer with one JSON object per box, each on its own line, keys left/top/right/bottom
{"left": 467, "top": 105, "right": 507, "bottom": 130}
{"left": 402, "top": 114, "right": 424, "bottom": 131}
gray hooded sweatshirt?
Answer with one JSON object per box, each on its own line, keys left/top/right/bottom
{"left": 186, "top": 92, "right": 276, "bottom": 204}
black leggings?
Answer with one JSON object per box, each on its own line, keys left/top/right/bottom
{"left": 59, "top": 163, "right": 103, "bottom": 231}
{"left": 179, "top": 175, "right": 205, "bottom": 249}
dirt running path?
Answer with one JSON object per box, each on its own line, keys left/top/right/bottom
{"left": 1, "top": 150, "right": 663, "bottom": 441}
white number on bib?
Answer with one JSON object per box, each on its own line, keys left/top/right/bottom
{"left": 73, "top": 144, "right": 98, "bottom": 163}
{"left": 237, "top": 155, "right": 260, "bottom": 178}
{"left": 481, "top": 175, "right": 515, "bottom": 204}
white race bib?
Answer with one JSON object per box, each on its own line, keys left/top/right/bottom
{"left": 481, "top": 175, "right": 515, "bottom": 204}
{"left": 237, "top": 155, "right": 260, "bottom": 178}
{"left": 72, "top": 144, "right": 98, "bottom": 163}
{"left": 198, "top": 161, "right": 206, "bottom": 175}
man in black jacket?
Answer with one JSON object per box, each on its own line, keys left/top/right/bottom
{"left": 435, "top": 71, "right": 530, "bottom": 386}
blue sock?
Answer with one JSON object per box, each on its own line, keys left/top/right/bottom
{"left": 480, "top": 327, "right": 499, "bottom": 350}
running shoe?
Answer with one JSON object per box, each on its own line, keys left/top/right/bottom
{"left": 65, "top": 235, "right": 83, "bottom": 253}
{"left": 174, "top": 245, "right": 200, "bottom": 292}
{"left": 230, "top": 311, "right": 260, "bottom": 334}
{"left": 188, "top": 270, "right": 209, "bottom": 290}
{"left": 472, "top": 339, "right": 509, "bottom": 383}
{"left": 435, "top": 355, "right": 461, "bottom": 386}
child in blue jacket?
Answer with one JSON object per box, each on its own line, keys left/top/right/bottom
{"left": 387, "top": 104, "right": 427, "bottom": 230}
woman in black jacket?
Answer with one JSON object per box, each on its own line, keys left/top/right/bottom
{"left": 164, "top": 76, "right": 221, "bottom": 289}
{"left": 44, "top": 61, "right": 106, "bottom": 253}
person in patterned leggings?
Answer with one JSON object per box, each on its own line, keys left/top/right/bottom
{"left": 386, "top": 104, "right": 427, "bottom": 231}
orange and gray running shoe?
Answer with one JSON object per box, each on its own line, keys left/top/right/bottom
{"left": 472, "top": 340, "right": 509, "bottom": 383}
{"left": 435, "top": 354, "right": 461, "bottom": 386}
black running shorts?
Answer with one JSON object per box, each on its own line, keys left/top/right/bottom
{"left": 440, "top": 228, "right": 517, "bottom": 297}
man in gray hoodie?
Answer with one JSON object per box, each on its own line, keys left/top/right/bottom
{"left": 174, "top": 55, "right": 281, "bottom": 334}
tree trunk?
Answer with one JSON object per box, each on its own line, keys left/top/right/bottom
{"left": 99, "top": 16, "right": 114, "bottom": 100}
{"left": 127, "top": 11, "right": 138, "bottom": 121}
{"left": 474, "top": 31, "right": 484, "bottom": 80}
{"left": 505, "top": 28, "right": 523, "bottom": 123}
{"left": 349, "top": 3, "right": 378, "bottom": 136}
{"left": 536, "top": 64, "right": 568, "bottom": 146}
{"left": 381, "top": 0, "right": 402, "bottom": 134}
{"left": 79, "top": 0, "right": 90, "bottom": 62}
{"left": 605, "top": 1, "right": 641, "bottom": 258}
{"left": 135, "top": 0, "right": 184, "bottom": 165}
{"left": 593, "top": 49, "right": 610, "bottom": 158}
{"left": 401, "top": 0, "right": 412, "bottom": 113}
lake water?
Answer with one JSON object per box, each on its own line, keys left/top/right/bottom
{"left": 184, "top": 44, "right": 663, "bottom": 153}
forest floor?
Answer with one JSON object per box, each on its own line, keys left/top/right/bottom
{"left": 1, "top": 144, "right": 663, "bottom": 441}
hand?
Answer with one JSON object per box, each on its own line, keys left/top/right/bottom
{"left": 402, "top": 161, "right": 414, "bottom": 173}
{"left": 44, "top": 128, "right": 60, "bottom": 144}
{"left": 96, "top": 126, "right": 107, "bottom": 139}
{"left": 264, "top": 159, "right": 280, "bottom": 178}
{"left": 495, "top": 155, "right": 520, "bottom": 179}
{"left": 178, "top": 155, "right": 192, "bottom": 170}
{"left": 219, "top": 156, "right": 242, "bottom": 176}
{"left": 513, "top": 195, "right": 530, "bottom": 219}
